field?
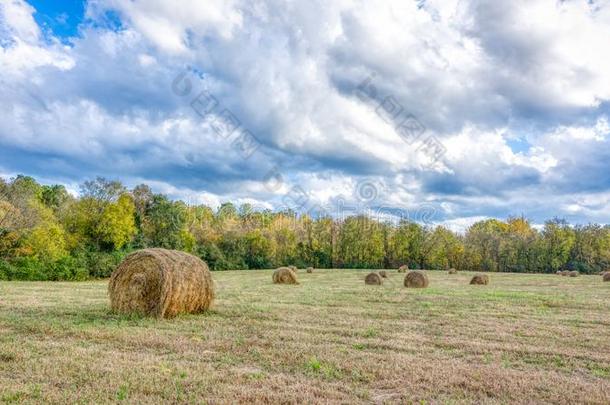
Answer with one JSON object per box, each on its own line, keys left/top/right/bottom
{"left": 1, "top": 270, "right": 609, "bottom": 404}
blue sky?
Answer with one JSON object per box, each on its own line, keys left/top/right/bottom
{"left": 1, "top": 0, "right": 609, "bottom": 231}
{"left": 28, "top": 0, "right": 84, "bottom": 38}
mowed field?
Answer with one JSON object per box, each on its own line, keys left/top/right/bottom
{"left": 1, "top": 270, "right": 609, "bottom": 404}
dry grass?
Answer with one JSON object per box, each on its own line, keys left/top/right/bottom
{"left": 1, "top": 270, "right": 610, "bottom": 403}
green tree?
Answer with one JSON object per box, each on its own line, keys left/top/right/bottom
{"left": 424, "top": 226, "right": 464, "bottom": 270}
{"left": 338, "top": 216, "right": 385, "bottom": 268}
{"left": 41, "top": 185, "right": 70, "bottom": 211}
{"left": 540, "top": 218, "right": 576, "bottom": 273}
{"left": 569, "top": 224, "right": 610, "bottom": 273}
{"left": 464, "top": 219, "right": 508, "bottom": 272}
{"left": 142, "top": 194, "right": 187, "bottom": 249}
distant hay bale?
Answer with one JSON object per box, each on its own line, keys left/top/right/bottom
{"left": 569, "top": 271, "right": 579, "bottom": 277}
{"left": 306, "top": 267, "right": 314, "bottom": 273}
{"left": 397, "top": 265, "right": 408, "bottom": 273}
{"left": 379, "top": 270, "right": 388, "bottom": 278}
{"left": 556, "top": 271, "right": 562, "bottom": 275}
{"left": 603, "top": 273, "right": 610, "bottom": 282}
{"left": 470, "top": 274, "right": 489, "bottom": 285}
{"left": 365, "top": 272, "right": 383, "bottom": 285}
{"left": 561, "top": 270, "right": 570, "bottom": 276}
{"left": 108, "top": 248, "right": 214, "bottom": 318}
{"left": 448, "top": 268, "right": 458, "bottom": 274}
{"left": 273, "top": 267, "right": 299, "bottom": 284}
{"left": 404, "top": 270, "right": 429, "bottom": 288}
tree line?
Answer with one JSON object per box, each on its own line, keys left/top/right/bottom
{"left": 0, "top": 175, "right": 608, "bottom": 280}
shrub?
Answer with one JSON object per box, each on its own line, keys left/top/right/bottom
{"left": 48, "top": 256, "right": 89, "bottom": 281}
{"left": 0, "top": 259, "right": 14, "bottom": 280}
{"left": 85, "top": 250, "right": 128, "bottom": 278}
{"left": 10, "top": 257, "right": 48, "bottom": 281}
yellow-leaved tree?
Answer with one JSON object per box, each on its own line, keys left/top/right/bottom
{"left": 96, "top": 194, "right": 137, "bottom": 250}
{"left": 22, "top": 203, "right": 68, "bottom": 262}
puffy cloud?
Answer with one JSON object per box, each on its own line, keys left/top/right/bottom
{"left": 0, "top": 0, "right": 74, "bottom": 75}
{"left": 86, "top": 0, "right": 243, "bottom": 54}
{"left": 0, "top": 0, "right": 609, "bottom": 225}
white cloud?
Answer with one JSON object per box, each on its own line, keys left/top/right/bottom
{"left": 0, "top": 0, "right": 609, "bottom": 225}
{"left": 436, "top": 216, "right": 490, "bottom": 234}
{"left": 0, "top": 0, "right": 74, "bottom": 75}
{"left": 88, "top": 0, "right": 243, "bottom": 54}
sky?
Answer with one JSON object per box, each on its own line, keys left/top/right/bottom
{"left": 1, "top": 0, "right": 609, "bottom": 231}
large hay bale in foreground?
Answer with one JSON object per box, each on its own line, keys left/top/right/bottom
{"left": 397, "top": 265, "right": 408, "bottom": 273}
{"left": 603, "top": 273, "right": 610, "bottom": 282}
{"left": 365, "top": 272, "right": 383, "bottom": 285}
{"left": 306, "top": 267, "right": 314, "bottom": 273}
{"left": 448, "top": 268, "right": 458, "bottom": 274}
{"left": 379, "top": 270, "right": 388, "bottom": 278}
{"left": 108, "top": 248, "right": 214, "bottom": 318}
{"left": 404, "top": 270, "right": 429, "bottom": 288}
{"left": 470, "top": 274, "right": 489, "bottom": 285}
{"left": 569, "top": 271, "right": 579, "bottom": 277}
{"left": 273, "top": 267, "right": 299, "bottom": 284}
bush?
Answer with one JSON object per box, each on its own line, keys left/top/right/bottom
{"left": 197, "top": 242, "right": 246, "bottom": 270}
{"left": 10, "top": 257, "right": 48, "bottom": 281}
{"left": 85, "top": 251, "right": 128, "bottom": 278}
{"left": 48, "top": 256, "right": 89, "bottom": 281}
{"left": 0, "top": 259, "right": 14, "bottom": 280}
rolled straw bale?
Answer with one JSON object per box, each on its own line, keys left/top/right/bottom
{"left": 108, "top": 248, "right": 214, "bottom": 318}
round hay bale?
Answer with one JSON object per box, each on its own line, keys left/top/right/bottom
{"left": 470, "top": 274, "right": 489, "bottom": 285}
{"left": 379, "top": 270, "right": 388, "bottom": 278}
{"left": 108, "top": 248, "right": 214, "bottom": 318}
{"left": 273, "top": 267, "right": 299, "bottom": 284}
{"left": 397, "top": 265, "right": 408, "bottom": 273}
{"left": 569, "top": 271, "right": 579, "bottom": 277}
{"left": 404, "top": 270, "right": 429, "bottom": 288}
{"left": 306, "top": 267, "right": 314, "bottom": 273}
{"left": 556, "top": 271, "right": 562, "bottom": 275}
{"left": 561, "top": 270, "right": 570, "bottom": 276}
{"left": 448, "top": 268, "right": 458, "bottom": 274}
{"left": 365, "top": 272, "right": 383, "bottom": 285}
{"left": 603, "top": 273, "right": 610, "bottom": 282}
